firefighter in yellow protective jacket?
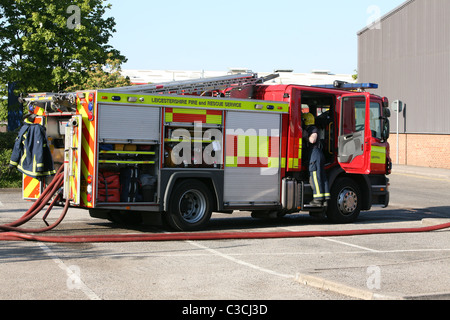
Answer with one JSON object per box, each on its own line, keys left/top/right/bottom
{"left": 302, "top": 113, "right": 330, "bottom": 206}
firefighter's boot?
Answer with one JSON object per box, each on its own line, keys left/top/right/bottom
{"left": 309, "top": 199, "right": 323, "bottom": 207}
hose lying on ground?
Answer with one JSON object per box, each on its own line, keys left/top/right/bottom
{"left": 0, "top": 219, "right": 449, "bottom": 243}
{"left": 1, "top": 164, "right": 449, "bottom": 243}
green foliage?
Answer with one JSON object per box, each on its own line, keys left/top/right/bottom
{"left": 65, "top": 54, "right": 131, "bottom": 91}
{"left": 0, "top": 83, "right": 7, "bottom": 122}
{"left": 0, "top": 131, "right": 22, "bottom": 188}
{"left": 0, "top": 1, "right": 129, "bottom": 187}
{"left": 0, "top": 0, "right": 126, "bottom": 94}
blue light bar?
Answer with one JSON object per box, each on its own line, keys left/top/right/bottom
{"left": 313, "top": 82, "right": 379, "bottom": 90}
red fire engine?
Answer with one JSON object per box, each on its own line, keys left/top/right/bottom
{"left": 19, "top": 73, "right": 391, "bottom": 231}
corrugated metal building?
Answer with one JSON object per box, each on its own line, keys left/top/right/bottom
{"left": 358, "top": 0, "right": 450, "bottom": 168}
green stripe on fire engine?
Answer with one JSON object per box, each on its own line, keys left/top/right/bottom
{"left": 96, "top": 92, "right": 289, "bottom": 113}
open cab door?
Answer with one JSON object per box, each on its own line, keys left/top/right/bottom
{"left": 337, "top": 93, "right": 372, "bottom": 174}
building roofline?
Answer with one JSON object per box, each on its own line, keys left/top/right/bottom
{"left": 357, "top": 0, "right": 415, "bottom": 36}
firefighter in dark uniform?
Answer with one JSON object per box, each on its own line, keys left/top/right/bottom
{"left": 302, "top": 113, "right": 330, "bottom": 206}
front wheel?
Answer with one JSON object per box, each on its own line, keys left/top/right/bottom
{"left": 327, "top": 177, "right": 361, "bottom": 224}
{"left": 164, "top": 179, "right": 213, "bottom": 231}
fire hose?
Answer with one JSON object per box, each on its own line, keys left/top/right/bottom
{"left": 0, "top": 165, "right": 68, "bottom": 234}
{"left": 1, "top": 164, "right": 449, "bottom": 243}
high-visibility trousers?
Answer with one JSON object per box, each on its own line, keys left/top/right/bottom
{"left": 309, "top": 148, "right": 330, "bottom": 201}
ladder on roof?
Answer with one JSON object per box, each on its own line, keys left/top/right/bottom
{"left": 21, "top": 73, "right": 279, "bottom": 110}
{"left": 103, "top": 73, "right": 280, "bottom": 95}
{"left": 21, "top": 92, "right": 77, "bottom": 113}
{"left": 22, "top": 92, "right": 76, "bottom": 104}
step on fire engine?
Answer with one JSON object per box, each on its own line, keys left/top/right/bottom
{"left": 20, "top": 73, "right": 392, "bottom": 231}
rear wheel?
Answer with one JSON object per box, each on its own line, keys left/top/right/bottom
{"left": 327, "top": 177, "right": 361, "bottom": 223}
{"left": 164, "top": 179, "right": 213, "bottom": 231}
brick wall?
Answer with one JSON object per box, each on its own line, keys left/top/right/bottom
{"left": 388, "top": 134, "right": 450, "bottom": 169}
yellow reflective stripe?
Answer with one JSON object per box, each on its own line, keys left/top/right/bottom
{"left": 227, "top": 134, "right": 281, "bottom": 168}
{"left": 288, "top": 158, "right": 294, "bottom": 169}
{"left": 98, "top": 92, "right": 289, "bottom": 113}
{"left": 287, "top": 139, "right": 302, "bottom": 170}
{"left": 225, "top": 156, "right": 238, "bottom": 167}
{"left": 172, "top": 108, "right": 206, "bottom": 114}
{"left": 17, "top": 165, "right": 56, "bottom": 177}
{"left": 81, "top": 136, "right": 91, "bottom": 180}
{"left": 288, "top": 158, "right": 299, "bottom": 169}
{"left": 24, "top": 177, "right": 40, "bottom": 198}
{"left": 205, "top": 114, "right": 222, "bottom": 124}
{"left": 100, "top": 150, "right": 156, "bottom": 155}
{"left": 312, "top": 171, "right": 322, "bottom": 197}
{"left": 237, "top": 135, "right": 259, "bottom": 157}
{"left": 78, "top": 106, "right": 94, "bottom": 143}
{"left": 258, "top": 136, "right": 269, "bottom": 158}
{"left": 268, "top": 157, "right": 279, "bottom": 168}
{"left": 20, "top": 146, "right": 27, "bottom": 169}
{"left": 99, "top": 160, "right": 156, "bottom": 165}
{"left": 166, "top": 113, "right": 173, "bottom": 122}
{"left": 225, "top": 156, "right": 284, "bottom": 168}
{"left": 298, "top": 139, "right": 302, "bottom": 158}
{"left": 371, "top": 146, "right": 386, "bottom": 164}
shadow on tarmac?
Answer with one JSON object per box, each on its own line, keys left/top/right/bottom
{"left": 84, "top": 205, "right": 450, "bottom": 233}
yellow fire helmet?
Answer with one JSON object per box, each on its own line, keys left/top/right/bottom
{"left": 302, "top": 113, "right": 315, "bottom": 126}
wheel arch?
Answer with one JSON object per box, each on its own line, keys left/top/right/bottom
{"left": 161, "top": 171, "right": 223, "bottom": 212}
{"left": 328, "top": 166, "right": 372, "bottom": 211}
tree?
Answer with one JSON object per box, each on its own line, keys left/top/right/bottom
{"left": 65, "top": 53, "right": 131, "bottom": 91}
{"left": 0, "top": 0, "right": 127, "bottom": 94}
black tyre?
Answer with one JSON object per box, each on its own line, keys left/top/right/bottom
{"left": 164, "top": 179, "right": 213, "bottom": 231}
{"left": 327, "top": 177, "right": 361, "bottom": 224}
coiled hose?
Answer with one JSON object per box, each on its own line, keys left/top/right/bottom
{"left": 0, "top": 165, "right": 68, "bottom": 234}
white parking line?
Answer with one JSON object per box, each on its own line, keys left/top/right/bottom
{"left": 38, "top": 243, "right": 101, "bottom": 300}
{"left": 185, "top": 240, "right": 398, "bottom": 300}
{"left": 186, "top": 240, "right": 293, "bottom": 279}
{"left": 318, "top": 237, "right": 380, "bottom": 252}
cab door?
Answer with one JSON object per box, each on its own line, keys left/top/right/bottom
{"left": 337, "top": 93, "right": 372, "bottom": 174}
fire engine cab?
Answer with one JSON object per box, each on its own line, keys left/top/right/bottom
{"left": 19, "top": 73, "right": 391, "bottom": 231}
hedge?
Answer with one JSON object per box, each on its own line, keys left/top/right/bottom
{"left": 0, "top": 131, "right": 22, "bottom": 188}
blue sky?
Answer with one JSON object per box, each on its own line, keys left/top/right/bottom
{"left": 106, "top": 0, "right": 406, "bottom": 74}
